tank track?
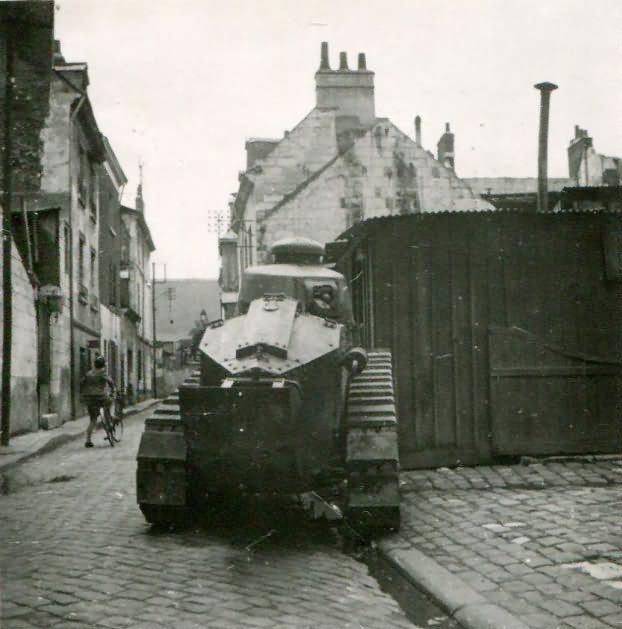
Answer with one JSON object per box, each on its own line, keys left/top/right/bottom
{"left": 138, "top": 368, "right": 200, "bottom": 526}
{"left": 344, "top": 350, "right": 400, "bottom": 534}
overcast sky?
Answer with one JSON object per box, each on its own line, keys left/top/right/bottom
{"left": 54, "top": 0, "right": 622, "bottom": 279}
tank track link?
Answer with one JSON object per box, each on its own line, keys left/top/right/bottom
{"left": 138, "top": 369, "right": 200, "bottom": 526}
{"left": 345, "top": 350, "right": 400, "bottom": 535}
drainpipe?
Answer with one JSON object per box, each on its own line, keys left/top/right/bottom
{"left": 534, "top": 82, "right": 558, "bottom": 213}
{"left": 1, "top": 28, "right": 15, "bottom": 446}
{"left": 68, "top": 94, "right": 86, "bottom": 418}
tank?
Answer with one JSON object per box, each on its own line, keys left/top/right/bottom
{"left": 136, "top": 237, "right": 400, "bottom": 534}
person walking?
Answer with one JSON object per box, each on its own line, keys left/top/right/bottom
{"left": 80, "top": 355, "right": 116, "bottom": 448}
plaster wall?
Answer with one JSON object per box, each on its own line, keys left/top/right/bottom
{"left": 0, "top": 241, "right": 38, "bottom": 435}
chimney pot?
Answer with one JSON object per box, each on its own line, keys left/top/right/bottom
{"left": 415, "top": 115, "right": 422, "bottom": 146}
{"left": 357, "top": 53, "right": 366, "bottom": 70}
{"left": 339, "top": 52, "right": 349, "bottom": 70}
{"left": 319, "top": 41, "right": 330, "bottom": 71}
{"left": 445, "top": 122, "right": 451, "bottom": 133}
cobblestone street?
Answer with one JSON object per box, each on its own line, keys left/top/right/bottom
{"left": 0, "top": 408, "right": 413, "bottom": 629}
{"left": 385, "top": 461, "right": 622, "bottom": 629}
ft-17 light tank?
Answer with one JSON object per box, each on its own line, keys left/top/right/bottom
{"left": 136, "top": 237, "right": 400, "bottom": 534}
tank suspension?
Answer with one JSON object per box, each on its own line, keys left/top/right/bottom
{"left": 344, "top": 350, "right": 400, "bottom": 534}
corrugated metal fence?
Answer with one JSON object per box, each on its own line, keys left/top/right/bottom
{"left": 336, "top": 212, "right": 622, "bottom": 468}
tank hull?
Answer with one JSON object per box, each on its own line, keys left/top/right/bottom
{"left": 180, "top": 350, "right": 347, "bottom": 496}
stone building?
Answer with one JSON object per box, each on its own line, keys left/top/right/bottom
{"left": 223, "top": 42, "right": 492, "bottom": 297}
{"left": 98, "top": 137, "right": 127, "bottom": 392}
{"left": 120, "top": 184, "right": 155, "bottom": 404}
{"left": 0, "top": 1, "right": 55, "bottom": 436}
{"left": 2, "top": 30, "right": 156, "bottom": 436}
{"left": 568, "top": 125, "right": 622, "bottom": 187}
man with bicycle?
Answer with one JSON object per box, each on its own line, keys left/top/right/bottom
{"left": 80, "top": 355, "right": 117, "bottom": 448}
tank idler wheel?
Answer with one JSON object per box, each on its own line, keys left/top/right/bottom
{"left": 139, "top": 504, "right": 188, "bottom": 528}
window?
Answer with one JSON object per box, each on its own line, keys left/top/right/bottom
{"left": 78, "top": 234, "right": 85, "bottom": 288}
{"left": 89, "top": 161, "right": 97, "bottom": 221}
{"left": 78, "top": 145, "right": 87, "bottom": 207}
{"left": 90, "top": 247, "right": 96, "bottom": 289}
{"left": 109, "top": 262, "right": 116, "bottom": 306}
{"left": 64, "top": 223, "right": 71, "bottom": 274}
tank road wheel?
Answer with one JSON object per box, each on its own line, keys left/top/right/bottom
{"left": 137, "top": 381, "right": 195, "bottom": 527}
{"left": 345, "top": 350, "right": 401, "bottom": 537}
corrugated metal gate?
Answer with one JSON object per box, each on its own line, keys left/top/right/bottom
{"left": 336, "top": 212, "right": 622, "bottom": 469}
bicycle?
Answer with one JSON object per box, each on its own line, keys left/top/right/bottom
{"left": 100, "top": 393, "right": 124, "bottom": 447}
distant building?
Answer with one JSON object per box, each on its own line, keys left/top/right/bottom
{"left": 120, "top": 184, "right": 155, "bottom": 404}
{"left": 222, "top": 42, "right": 492, "bottom": 306}
{"left": 154, "top": 279, "right": 220, "bottom": 346}
{"left": 568, "top": 125, "right": 622, "bottom": 187}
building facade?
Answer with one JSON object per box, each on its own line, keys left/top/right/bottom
{"left": 223, "top": 42, "right": 492, "bottom": 306}
{"left": 2, "top": 26, "right": 157, "bottom": 436}
{"left": 120, "top": 189, "right": 155, "bottom": 404}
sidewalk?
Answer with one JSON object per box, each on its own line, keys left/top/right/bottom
{"left": 0, "top": 398, "right": 159, "bottom": 473}
{"left": 380, "top": 457, "right": 622, "bottom": 629}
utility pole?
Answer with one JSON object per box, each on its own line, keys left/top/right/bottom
{"left": 1, "top": 24, "right": 15, "bottom": 446}
{"left": 151, "top": 261, "right": 157, "bottom": 398}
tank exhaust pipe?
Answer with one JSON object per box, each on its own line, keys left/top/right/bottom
{"left": 534, "top": 81, "right": 558, "bottom": 212}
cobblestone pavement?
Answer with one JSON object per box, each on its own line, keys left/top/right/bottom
{"left": 0, "top": 409, "right": 414, "bottom": 629}
{"left": 386, "top": 460, "right": 622, "bottom": 629}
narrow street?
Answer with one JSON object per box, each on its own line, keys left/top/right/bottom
{"left": 0, "top": 407, "right": 415, "bottom": 629}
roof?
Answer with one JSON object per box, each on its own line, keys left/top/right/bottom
{"left": 561, "top": 186, "right": 622, "bottom": 201}
{"left": 465, "top": 177, "right": 572, "bottom": 195}
{"left": 101, "top": 136, "right": 128, "bottom": 187}
{"left": 120, "top": 205, "right": 156, "bottom": 252}
{"left": 336, "top": 208, "right": 622, "bottom": 244}
{"left": 482, "top": 192, "right": 561, "bottom": 212}
{"left": 155, "top": 279, "right": 220, "bottom": 342}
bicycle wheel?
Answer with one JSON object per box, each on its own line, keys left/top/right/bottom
{"left": 101, "top": 410, "right": 115, "bottom": 447}
{"left": 112, "top": 416, "right": 123, "bottom": 443}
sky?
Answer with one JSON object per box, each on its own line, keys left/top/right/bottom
{"left": 53, "top": 0, "right": 622, "bottom": 279}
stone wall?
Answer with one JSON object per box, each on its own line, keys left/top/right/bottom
{"left": 0, "top": 241, "right": 38, "bottom": 435}
{"left": 259, "top": 118, "right": 493, "bottom": 257}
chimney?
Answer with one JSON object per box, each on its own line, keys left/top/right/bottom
{"left": 53, "top": 40, "right": 65, "bottom": 64}
{"left": 315, "top": 43, "right": 375, "bottom": 126}
{"left": 136, "top": 163, "right": 145, "bottom": 213}
{"left": 415, "top": 115, "right": 422, "bottom": 146}
{"left": 319, "top": 41, "right": 330, "bottom": 71}
{"left": 534, "top": 82, "right": 558, "bottom": 212}
{"left": 437, "top": 122, "right": 455, "bottom": 170}
{"left": 567, "top": 124, "right": 592, "bottom": 182}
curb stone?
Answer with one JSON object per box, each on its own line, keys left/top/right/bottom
{"left": 0, "top": 399, "right": 160, "bottom": 473}
{"left": 379, "top": 544, "right": 530, "bottom": 629}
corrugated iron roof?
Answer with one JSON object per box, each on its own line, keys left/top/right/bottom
{"left": 337, "top": 207, "right": 622, "bottom": 241}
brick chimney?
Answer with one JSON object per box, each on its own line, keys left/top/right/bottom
{"left": 437, "top": 123, "right": 455, "bottom": 170}
{"left": 415, "top": 115, "right": 422, "bottom": 146}
{"left": 567, "top": 125, "right": 593, "bottom": 182}
{"left": 315, "top": 42, "right": 375, "bottom": 127}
